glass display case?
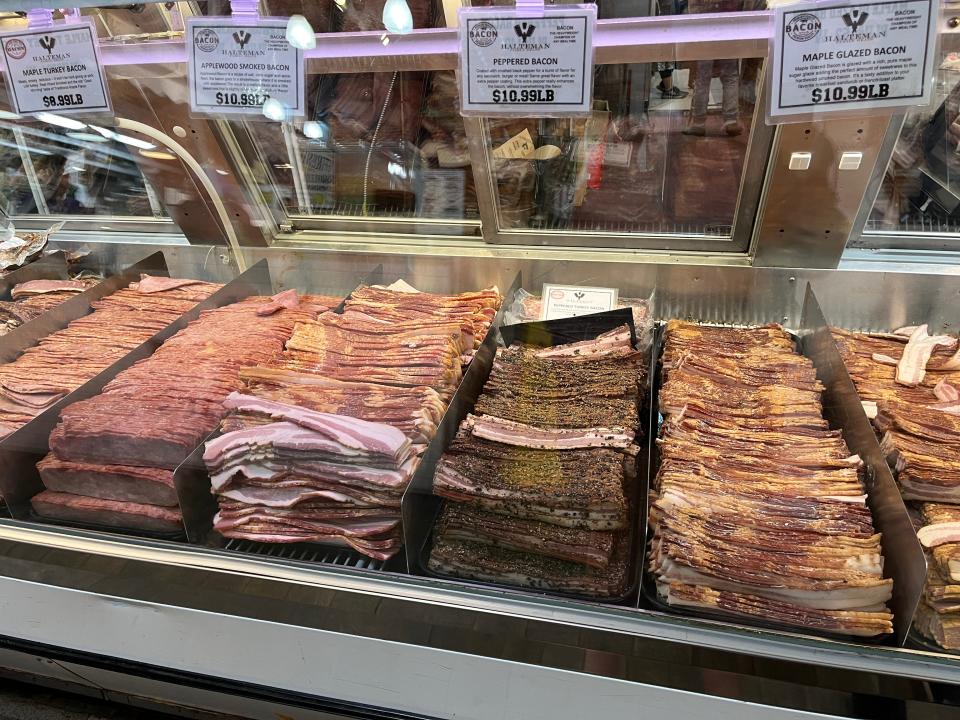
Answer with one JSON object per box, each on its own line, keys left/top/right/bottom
{"left": 0, "top": 2, "right": 956, "bottom": 720}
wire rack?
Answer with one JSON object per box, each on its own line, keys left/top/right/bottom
{"left": 222, "top": 538, "right": 385, "bottom": 571}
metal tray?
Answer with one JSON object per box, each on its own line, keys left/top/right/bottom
{"left": 406, "top": 304, "right": 649, "bottom": 604}
{"left": 639, "top": 287, "right": 925, "bottom": 646}
{"left": 0, "top": 258, "right": 274, "bottom": 535}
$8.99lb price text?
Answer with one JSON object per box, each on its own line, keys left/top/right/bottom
{"left": 42, "top": 93, "right": 83, "bottom": 108}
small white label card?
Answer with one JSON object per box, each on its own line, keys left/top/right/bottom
{"left": 0, "top": 21, "right": 111, "bottom": 115}
{"left": 187, "top": 18, "right": 304, "bottom": 117}
{"left": 459, "top": 4, "right": 596, "bottom": 116}
{"left": 541, "top": 284, "right": 618, "bottom": 320}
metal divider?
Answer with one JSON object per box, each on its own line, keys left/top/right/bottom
{"left": 400, "top": 272, "right": 522, "bottom": 574}
{"left": 0, "top": 259, "right": 272, "bottom": 529}
{"left": 0, "top": 251, "right": 70, "bottom": 300}
{"left": 799, "top": 283, "right": 926, "bottom": 647}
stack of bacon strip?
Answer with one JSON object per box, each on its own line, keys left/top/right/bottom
{"left": 833, "top": 326, "right": 960, "bottom": 648}
{"left": 428, "top": 325, "right": 644, "bottom": 598}
{"left": 650, "top": 321, "right": 894, "bottom": 638}
{"left": 203, "top": 283, "right": 502, "bottom": 560}
{"left": 0, "top": 276, "right": 222, "bottom": 439}
{"left": 0, "top": 277, "right": 101, "bottom": 336}
{"left": 32, "top": 292, "right": 334, "bottom": 534}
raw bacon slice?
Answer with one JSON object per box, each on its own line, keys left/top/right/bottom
{"left": 896, "top": 324, "right": 957, "bottom": 387}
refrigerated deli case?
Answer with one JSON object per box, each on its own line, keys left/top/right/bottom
{"left": 1, "top": 2, "right": 960, "bottom": 719}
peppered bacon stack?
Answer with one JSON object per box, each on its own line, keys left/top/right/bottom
{"left": 832, "top": 326, "right": 960, "bottom": 648}
{"left": 202, "top": 283, "right": 502, "bottom": 560}
{"left": 650, "top": 321, "right": 894, "bottom": 638}
{"left": 428, "top": 325, "right": 645, "bottom": 598}
{"left": 32, "top": 292, "right": 335, "bottom": 534}
{"left": 0, "top": 276, "right": 222, "bottom": 439}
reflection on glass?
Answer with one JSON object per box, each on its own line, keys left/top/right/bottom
{"left": 243, "top": 69, "right": 478, "bottom": 221}
{"left": 486, "top": 57, "right": 762, "bottom": 235}
{"left": 870, "top": 52, "right": 960, "bottom": 234}
{"left": 0, "top": 119, "right": 164, "bottom": 218}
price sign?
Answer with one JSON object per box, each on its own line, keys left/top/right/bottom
{"left": 459, "top": 5, "right": 595, "bottom": 116}
{"left": 0, "top": 21, "right": 110, "bottom": 115}
{"left": 187, "top": 18, "right": 304, "bottom": 117}
{"left": 541, "top": 284, "right": 618, "bottom": 320}
{"left": 770, "top": 0, "right": 936, "bottom": 119}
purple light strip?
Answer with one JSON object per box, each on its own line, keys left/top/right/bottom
{"left": 55, "top": 11, "right": 776, "bottom": 70}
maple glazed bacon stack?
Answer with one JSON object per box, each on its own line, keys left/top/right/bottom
{"left": 0, "top": 276, "right": 222, "bottom": 439}
{"left": 428, "top": 325, "right": 645, "bottom": 598}
{"left": 32, "top": 290, "right": 340, "bottom": 533}
{"left": 832, "top": 325, "right": 960, "bottom": 649}
{"left": 202, "top": 283, "right": 502, "bottom": 561}
{"left": 650, "top": 321, "right": 894, "bottom": 638}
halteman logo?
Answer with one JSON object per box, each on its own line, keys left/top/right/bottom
{"left": 39, "top": 35, "right": 55, "bottom": 54}
{"left": 842, "top": 9, "right": 869, "bottom": 32}
{"left": 514, "top": 22, "right": 535, "bottom": 43}
{"left": 233, "top": 30, "right": 252, "bottom": 49}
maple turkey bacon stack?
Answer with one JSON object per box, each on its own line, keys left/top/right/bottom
{"left": 33, "top": 291, "right": 338, "bottom": 533}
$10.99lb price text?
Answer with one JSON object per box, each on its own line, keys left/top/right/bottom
{"left": 491, "top": 88, "right": 556, "bottom": 103}
{"left": 214, "top": 91, "right": 270, "bottom": 107}
{"left": 811, "top": 83, "right": 890, "bottom": 104}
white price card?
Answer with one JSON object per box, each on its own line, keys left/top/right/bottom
{"left": 541, "top": 284, "right": 618, "bottom": 320}
{"left": 459, "top": 5, "right": 596, "bottom": 117}
{"left": 187, "top": 18, "right": 304, "bottom": 117}
{"left": 770, "top": 0, "right": 936, "bottom": 119}
{"left": 0, "top": 21, "right": 110, "bottom": 115}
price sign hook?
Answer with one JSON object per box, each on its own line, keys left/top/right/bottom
{"left": 515, "top": 0, "right": 545, "bottom": 18}
{"left": 230, "top": 0, "right": 260, "bottom": 20}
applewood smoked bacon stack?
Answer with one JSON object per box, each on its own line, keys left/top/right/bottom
{"left": 428, "top": 325, "right": 645, "bottom": 598}
{"left": 202, "top": 284, "right": 503, "bottom": 561}
{"left": 0, "top": 276, "right": 222, "bottom": 439}
{"left": 650, "top": 321, "right": 894, "bottom": 638}
{"left": 832, "top": 326, "right": 960, "bottom": 648}
{"left": 31, "top": 292, "right": 334, "bottom": 534}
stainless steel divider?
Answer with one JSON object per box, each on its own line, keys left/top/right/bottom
{"left": 0, "top": 259, "right": 272, "bottom": 526}
{"left": 799, "top": 283, "right": 927, "bottom": 647}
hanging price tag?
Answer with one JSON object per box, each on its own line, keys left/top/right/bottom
{"left": 0, "top": 21, "right": 111, "bottom": 115}
{"left": 187, "top": 18, "right": 304, "bottom": 117}
{"left": 459, "top": 4, "right": 596, "bottom": 117}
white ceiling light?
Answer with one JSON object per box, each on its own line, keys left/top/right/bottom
{"left": 383, "top": 0, "right": 413, "bottom": 34}
{"left": 285, "top": 14, "right": 316, "bottom": 50}
{"left": 262, "top": 98, "right": 287, "bottom": 121}
{"left": 34, "top": 112, "right": 86, "bottom": 130}
{"left": 89, "top": 125, "right": 156, "bottom": 150}
{"left": 302, "top": 120, "right": 326, "bottom": 139}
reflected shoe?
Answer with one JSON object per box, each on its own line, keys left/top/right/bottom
{"left": 723, "top": 120, "right": 744, "bottom": 136}
{"left": 657, "top": 82, "right": 689, "bottom": 99}
{"left": 682, "top": 122, "right": 706, "bottom": 136}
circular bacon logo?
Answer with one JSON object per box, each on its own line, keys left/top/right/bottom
{"left": 4, "top": 38, "right": 26, "bottom": 60}
{"left": 549, "top": 289, "right": 565, "bottom": 300}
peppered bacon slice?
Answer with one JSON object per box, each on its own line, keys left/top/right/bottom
{"left": 435, "top": 503, "right": 615, "bottom": 569}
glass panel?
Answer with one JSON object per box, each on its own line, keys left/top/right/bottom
{"left": 0, "top": 115, "right": 165, "bottom": 219}
{"left": 240, "top": 69, "right": 478, "bottom": 221}
{"left": 868, "top": 44, "right": 960, "bottom": 238}
{"left": 486, "top": 58, "right": 762, "bottom": 236}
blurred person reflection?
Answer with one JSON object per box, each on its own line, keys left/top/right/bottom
{"left": 36, "top": 154, "right": 84, "bottom": 214}
{"left": 655, "top": 0, "right": 688, "bottom": 99}
{"left": 683, "top": 0, "right": 744, "bottom": 136}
